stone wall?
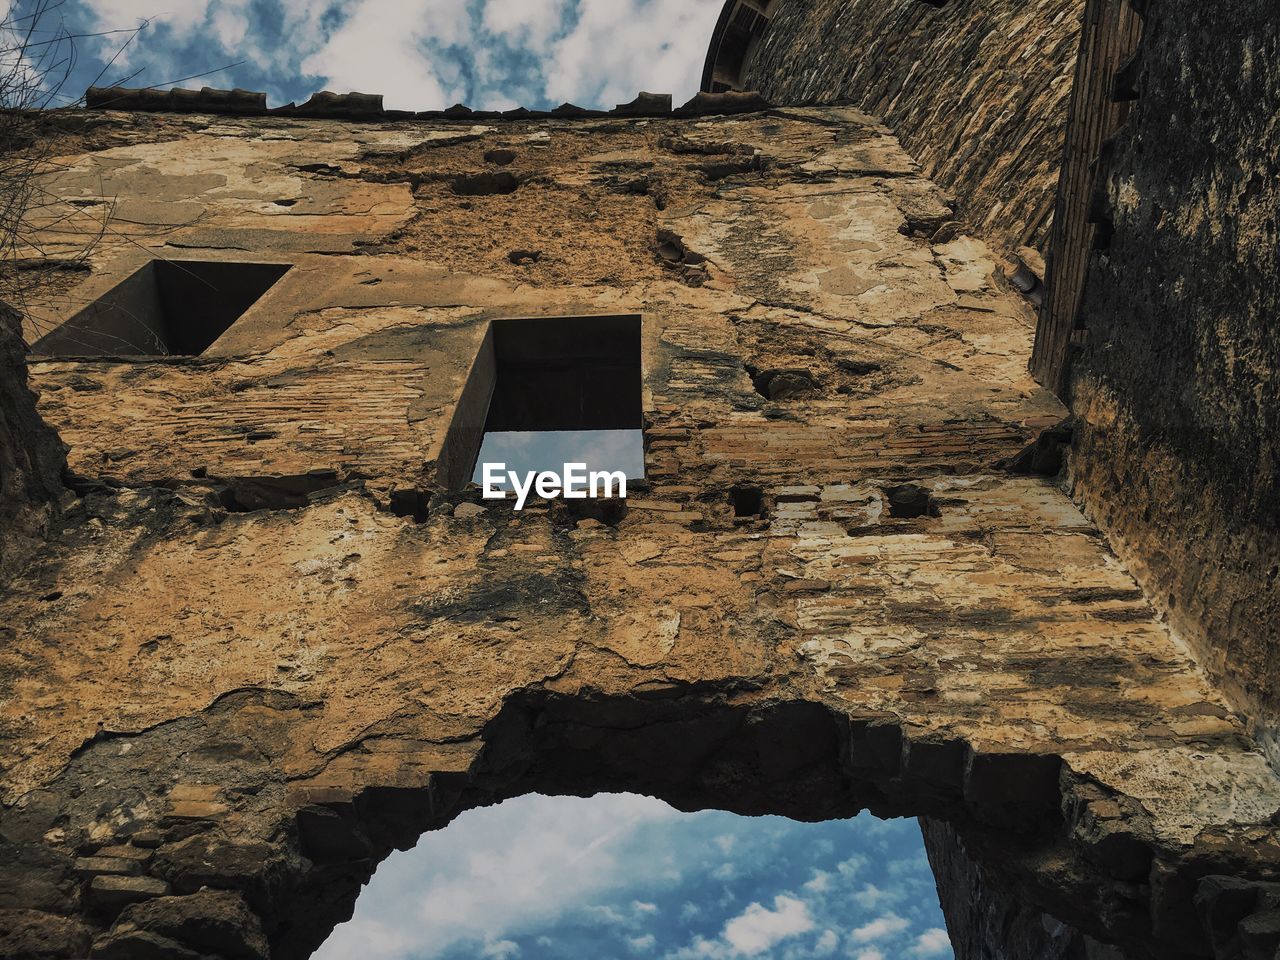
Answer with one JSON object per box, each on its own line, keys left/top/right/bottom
{"left": 737, "top": 0, "right": 1085, "bottom": 254}
{"left": 921, "top": 818, "right": 1135, "bottom": 960}
{"left": 0, "top": 301, "right": 65, "bottom": 584}
{"left": 1069, "top": 1, "right": 1280, "bottom": 759}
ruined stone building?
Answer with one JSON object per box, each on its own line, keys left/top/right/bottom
{"left": 0, "top": 0, "right": 1276, "bottom": 958}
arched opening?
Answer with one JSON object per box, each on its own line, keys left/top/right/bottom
{"left": 701, "top": 1, "right": 778, "bottom": 94}
{"left": 154, "top": 690, "right": 1101, "bottom": 960}
{"left": 315, "top": 794, "right": 951, "bottom": 960}
{"left": 15, "top": 652, "right": 1276, "bottom": 960}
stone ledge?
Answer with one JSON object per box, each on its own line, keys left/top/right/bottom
{"left": 82, "top": 85, "right": 772, "bottom": 122}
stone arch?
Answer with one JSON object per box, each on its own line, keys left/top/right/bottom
{"left": 14, "top": 679, "right": 1275, "bottom": 960}
{"left": 701, "top": 1, "right": 778, "bottom": 95}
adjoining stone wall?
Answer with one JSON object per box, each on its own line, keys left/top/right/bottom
{"left": 1069, "top": 1, "right": 1280, "bottom": 759}
{"left": 0, "top": 301, "right": 65, "bottom": 584}
{"left": 922, "top": 819, "right": 1136, "bottom": 960}
{"left": 737, "top": 0, "right": 1085, "bottom": 255}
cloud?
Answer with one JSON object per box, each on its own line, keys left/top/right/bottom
{"left": 803, "top": 871, "right": 831, "bottom": 893}
{"left": 69, "top": 0, "right": 722, "bottom": 110}
{"left": 712, "top": 862, "right": 737, "bottom": 881}
{"left": 298, "top": 0, "right": 473, "bottom": 109}
{"left": 84, "top": 0, "right": 222, "bottom": 36}
{"left": 835, "top": 854, "right": 868, "bottom": 879}
{"left": 316, "top": 793, "right": 682, "bottom": 960}
{"left": 854, "top": 950, "right": 885, "bottom": 960}
{"left": 480, "top": 0, "right": 571, "bottom": 50}
{"left": 851, "top": 913, "right": 911, "bottom": 944}
{"left": 545, "top": 0, "right": 720, "bottom": 109}
{"left": 912, "top": 928, "right": 952, "bottom": 956}
{"left": 721, "top": 895, "right": 815, "bottom": 956}
{"left": 813, "top": 929, "right": 839, "bottom": 956}
{"left": 480, "top": 938, "right": 521, "bottom": 960}
{"left": 852, "top": 883, "right": 897, "bottom": 909}
{"left": 630, "top": 934, "right": 658, "bottom": 952}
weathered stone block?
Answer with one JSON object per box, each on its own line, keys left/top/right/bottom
{"left": 95, "top": 890, "right": 269, "bottom": 960}
{"left": 88, "top": 875, "right": 171, "bottom": 914}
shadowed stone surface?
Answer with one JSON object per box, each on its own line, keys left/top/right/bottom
{"left": 1069, "top": 0, "right": 1280, "bottom": 766}
{"left": 0, "top": 302, "right": 66, "bottom": 585}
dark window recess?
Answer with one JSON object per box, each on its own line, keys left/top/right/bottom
{"left": 484, "top": 315, "right": 642, "bottom": 432}
{"left": 31, "top": 260, "right": 290, "bottom": 357}
{"left": 884, "top": 484, "right": 940, "bottom": 519}
{"left": 436, "top": 315, "right": 645, "bottom": 492}
{"left": 730, "top": 484, "right": 766, "bottom": 518}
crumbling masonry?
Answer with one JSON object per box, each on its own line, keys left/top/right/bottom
{"left": 1, "top": 1, "right": 1277, "bottom": 959}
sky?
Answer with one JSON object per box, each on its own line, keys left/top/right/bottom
{"left": 472, "top": 430, "right": 646, "bottom": 491}
{"left": 315, "top": 794, "right": 954, "bottom": 960}
{"left": 7, "top": 0, "right": 725, "bottom": 111}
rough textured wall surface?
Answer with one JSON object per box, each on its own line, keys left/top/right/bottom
{"left": 1, "top": 107, "right": 1278, "bottom": 960}
{"left": 921, "top": 818, "right": 1135, "bottom": 960}
{"left": 0, "top": 301, "right": 65, "bottom": 584}
{"left": 738, "top": 0, "right": 1084, "bottom": 254}
{"left": 1069, "top": 2, "right": 1280, "bottom": 760}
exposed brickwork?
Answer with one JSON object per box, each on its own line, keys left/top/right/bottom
{"left": 0, "top": 105, "right": 1276, "bottom": 960}
{"left": 735, "top": 0, "right": 1085, "bottom": 255}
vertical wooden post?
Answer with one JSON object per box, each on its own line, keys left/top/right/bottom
{"left": 1032, "top": 0, "right": 1143, "bottom": 399}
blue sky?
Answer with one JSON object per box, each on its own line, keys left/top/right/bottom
{"left": 316, "top": 794, "right": 953, "bottom": 960}
{"left": 472, "top": 430, "right": 646, "bottom": 490}
{"left": 7, "top": 0, "right": 724, "bottom": 111}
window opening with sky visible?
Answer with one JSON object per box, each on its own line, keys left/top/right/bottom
{"left": 466, "top": 315, "right": 645, "bottom": 493}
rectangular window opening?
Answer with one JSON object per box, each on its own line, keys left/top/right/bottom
{"left": 31, "top": 259, "right": 291, "bottom": 357}
{"left": 438, "top": 315, "right": 645, "bottom": 496}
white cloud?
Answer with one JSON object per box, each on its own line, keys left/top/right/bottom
{"left": 835, "top": 854, "right": 868, "bottom": 879}
{"left": 84, "top": 0, "right": 220, "bottom": 36}
{"left": 315, "top": 793, "right": 682, "bottom": 960}
{"left": 545, "top": 0, "right": 721, "bottom": 109}
{"left": 298, "top": 0, "right": 471, "bottom": 109}
{"left": 852, "top": 883, "right": 896, "bottom": 909}
{"left": 721, "top": 895, "right": 815, "bottom": 956}
{"left": 481, "top": 937, "right": 521, "bottom": 960}
{"left": 630, "top": 934, "right": 658, "bottom": 952}
{"left": 803, "top": 870, "right": 831, "bottom": 893}
{"left": 912, "top": 928, "right": 952, "bottom": 957}
{"left": 854, "top": 950, "right": 885, "bottom": 960}
{"left": 851, "top": 913, "right": 910, "bottom": 944}
{"left": 480, "top": 0, "right": 570, "bottom": 50}
{"left": 813, "top": 929, "right": 839, "bottom": 956}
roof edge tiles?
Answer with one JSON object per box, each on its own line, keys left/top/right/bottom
{"left": 82, "top": 87, "right": 772, "bottom": 121}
